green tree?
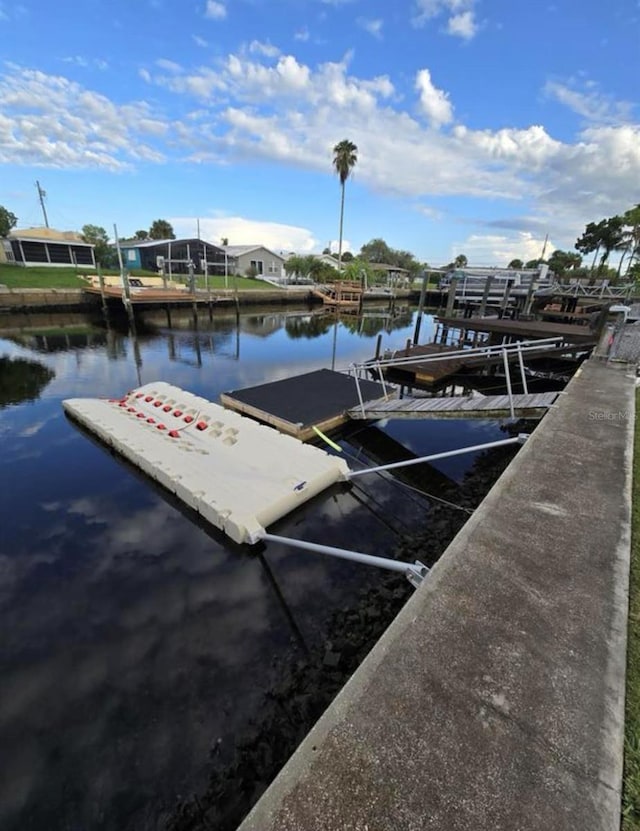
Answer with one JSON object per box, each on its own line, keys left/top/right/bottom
{"left": 0, "top": 206, "right": 17, "bottom": 237}
{"left": 81, "top": 224, "right": 116, "bottom": 267}
{"left": 508, "top": 258, "right": 523, "bottom": 269}
{"left": 525, "top": 258, "right": 543, "bottom": 269}
{"left": 453, "top": 253, "right": 468, "bottom": 268}
{"left": 284, "top": 255, "right": 315, "bottom": 280}
{"left": 576, "top": 219, "right": 607, "bottom": 273}
{"left": 359, "top": 238, "right": 421, "bottom": 282}
{"left": 548, "top": 249, "right": 582, "bottom": 279}
{"left": 620, "top": 204, "right": 640, "bottom": 276}
{"left": 341, "top": 250, "right": 354, "bottom": 262}
{"left": 221, "top": 236, "right": 229, "bottom": 246}
{"left": 360, "top": 238, "right": 393, "bottom": 263}
{"left": 596, "top": 216, "right": 625, "bottom": 274}
{"left": 149, "top": 219, "right": 175, "bottom": 240}
{"left": 343, "top": 257, "right": 375, "bottom": 287}
{"left": 332, "top": 139, "right": 358, "bottom": 266}
{"left": 134, "top": 229, "right": 148, "bottom": 240}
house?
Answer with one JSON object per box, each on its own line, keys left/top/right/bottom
{"left": 117, "top": 238, "right": 226, "bottom": 275}
{"left": 1, "top": 227, "right": 96, "bottom": 268}
{"left": 222, "top": 245, "right": 286, "bottom": 279}
{"left": 314, "top": 253, "right": 344, "bottom": 270}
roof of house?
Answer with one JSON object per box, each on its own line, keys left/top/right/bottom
{"left": 118, "top": 237, "right": 223, "bottom": 249}
{"left": 314, "top": 253, "right": 343, "bottom": 267}
{"left": 222, "top": 245, "right": 285, "bottom": 260}
{"left": 369, "top": 262, "right": 410, "bottom": 273}
{"left": 9, "top": 227, "right": 91, "bottom": 246}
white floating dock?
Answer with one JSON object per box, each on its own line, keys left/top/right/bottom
{"left": 63, "top": 382, "right": 350, "bottom": 544}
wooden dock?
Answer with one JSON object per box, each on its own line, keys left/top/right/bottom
{"left": 349, "top": 391, "right": 558, "bottom": 420}
{"left": 221, "top": 369, "right": 389, "bottom": 441}
{"left": 83, "top": 285, "right": 235, "bottom": 308}
{"left": 376, "top": 340, "right": 577, "bottom": 388}
{"left": 312, "top": 281, "right": 363, "bottom": 308}
{"left": 436, "top": 315, "right": 597, "bottom": 344}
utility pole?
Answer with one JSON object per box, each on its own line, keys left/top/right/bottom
{"left": 36, "top": 181, "right": 49, "bottom": 228}
{"left": 540, "top": 233, "right": 549, "bottom": 262}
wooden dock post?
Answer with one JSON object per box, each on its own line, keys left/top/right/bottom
{"left": 499, "top": 278, "right": 514, "bottom": 317}
{"left": 445, "top": 277, "right": 458, "bottom": 318}
{"left": 413, "top": 271, "right": 428, "bottom": 345}
{"left": 374, "top": 333, "right": 383, "bottom": 361}
{"left": 98, "top": 270, "right": 108, "bottom": 315}
{"left": 478, "top": 276, "right": 493, "bottom": 317}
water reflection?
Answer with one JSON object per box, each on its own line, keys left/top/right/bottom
{"left": 0, "top": 304, "right": 516, "bottom": 831}
{"left": 0, "top": 356, "right": 55, "bottom": 407}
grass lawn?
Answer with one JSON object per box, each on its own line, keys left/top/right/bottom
{"left": 0, "top": 264, "right": 284, "bottom": 292}
{"left": 624, "top": 388, "right": 640, "bottom": 829}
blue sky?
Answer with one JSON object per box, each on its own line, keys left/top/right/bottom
{"left": 1, "top": 0, "right": 638, "bottom": 265}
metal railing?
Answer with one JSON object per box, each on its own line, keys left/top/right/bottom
{"left": 348, "top": 337, "right": 565, "bottom": 420}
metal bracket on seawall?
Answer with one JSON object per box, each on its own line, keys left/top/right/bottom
{"left": 259, "top": 532, "right": 430, "bottom": 588}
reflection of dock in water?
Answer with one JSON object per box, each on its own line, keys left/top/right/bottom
{"left": 345, "top": 424, "right": 460, "bottom": 497}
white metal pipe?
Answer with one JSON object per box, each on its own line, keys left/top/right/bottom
{"left": 502, "top": 349, "right": 515, "bottom": 419}
{"left": 349, "top": 338, "right": 563, "bottom": 372}
{"left": 347, "top": 436, "right": 522, "bottom": 479}
{"left": 260, "top": 532, "right": 426, "bottom": 579}
{"left": 517, "top": 342, "right": 529, "bottom": 395}
{"left": 353, "top": 370, "right": 365, "bottom": 417}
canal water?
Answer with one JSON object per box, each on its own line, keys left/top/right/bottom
{"left": 0, "top": 305, "right": 511, "bottom": 831}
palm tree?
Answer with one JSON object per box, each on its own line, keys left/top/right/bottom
{"left": 332, "top": 139, "right": 358, "bottom": 267}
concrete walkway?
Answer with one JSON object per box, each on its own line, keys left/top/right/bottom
{"left": 238, "top": 358, "right": 635, "bottom": 831}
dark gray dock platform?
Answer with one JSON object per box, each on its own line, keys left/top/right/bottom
{"left": 238, "top": 358, "right": 635, "bottom": 831}
{"left": 221, "top": 369, "right": 388, "bottom": 440}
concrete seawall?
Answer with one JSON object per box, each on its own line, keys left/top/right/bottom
{"left": 0, "top": 288, "right": 89, "bottom": 312}
{"left": 238, "top": 358, "right": 635, "bottom": 831}
{"left": 0, "top": 287, "right": 419, "bottom": 313}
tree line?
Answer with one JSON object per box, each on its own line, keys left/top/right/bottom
{"left": 503, "top": 205, "right": 640, "bottom": 282}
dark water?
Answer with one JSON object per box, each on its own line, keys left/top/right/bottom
{"left": 0, "top": 305, "right": 510, "bottom": 831}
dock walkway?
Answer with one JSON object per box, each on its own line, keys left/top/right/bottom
{"left": 238, "top": 358, "right": 635, "bottom": 831}
{"left": 349, "top": 390, "right": 558, "bottom": 420}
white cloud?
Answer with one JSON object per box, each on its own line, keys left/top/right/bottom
{"left": 454, "top": 232, "right": 556, "bottom": 267}
{"left": 544, "top": 79, "right": 634, "bottom": 124}
{"left": 415, "top": 68, "right": 454, "bottom": 127}
{"left": 62, "top": 56, "right": 109, "bottom": 70}
{"left": 156, "top": 58, "right": 182, "bottom": 73}
{"left": 5, "top": 50, "right": 639, "bottom": 255}
{"left": 329, "top": 238, "right": 352, "bottom": 253}
{"left": 0, "top": 65, "right": 167, "bottom": 170}
{"left": 358, "top": 18, "right": 383, "bottom": 39}
{"left": 0, "top": 2, "right": 27, "bottom": 21}
{"left": 248, "top": 40, "right": 280, "bottom": 58}
{"left": 413, "top": 0, "right": 479, "bottom": 39}
{"left": 414, "top": 0, "right": 473, "bottom": 24}
{"left": 294, "top": 27, "right": 310, "bottom": 42}
{"left": 170, "top": 215, "right": 318, "bottom": 253}
{"left": 192, "top": 34, "right": 208, "bottom": 47}
{"left": 204, "top": 0, "right": 226, "bottom": 20}
{"left": 446, "top": 10, "right": 477, "bottom": 39}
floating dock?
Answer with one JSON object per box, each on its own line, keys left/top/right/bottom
{"left": 63, "top": 382, "right": 350, "bottom": 544}
{"left": 221, "top": 369, "right": 389, "bottom": 440}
